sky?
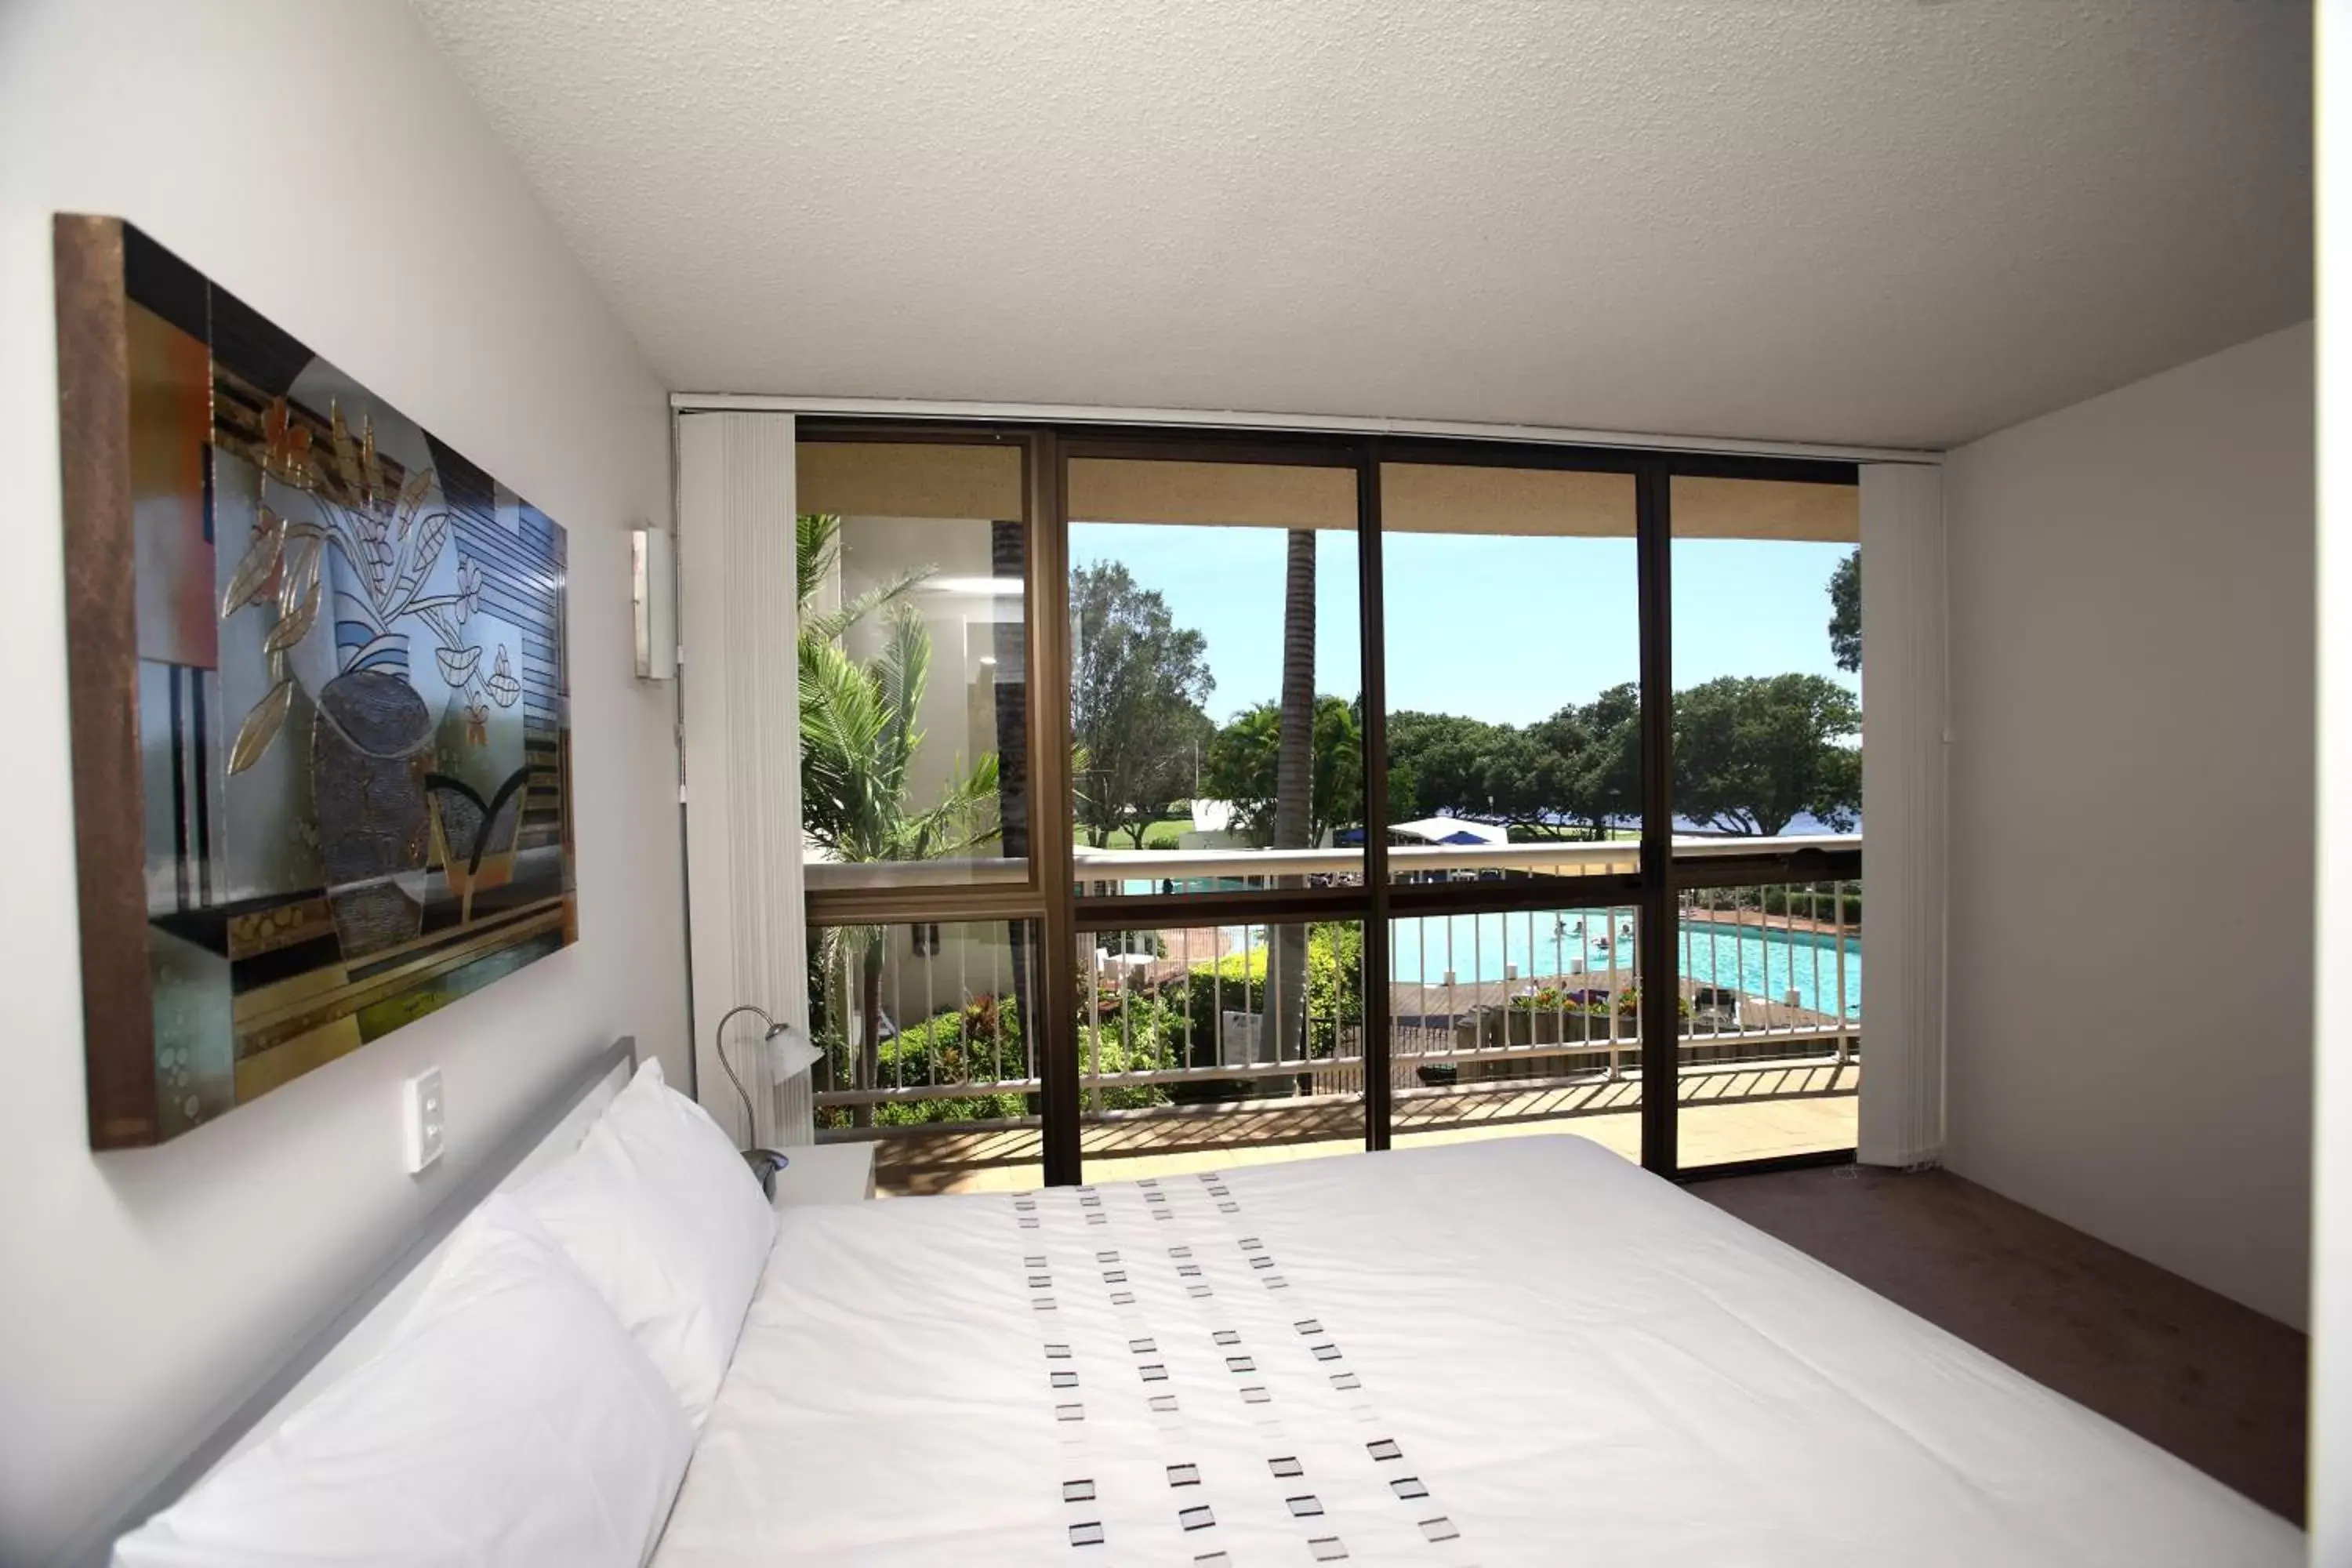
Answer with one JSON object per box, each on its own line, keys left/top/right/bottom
{"left": 1069, "top": 521, "right": 1859, "bottom": 728}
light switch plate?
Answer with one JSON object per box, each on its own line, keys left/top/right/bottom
{"left": 403, "top": 1067, "right": 445, "bottom": 1174}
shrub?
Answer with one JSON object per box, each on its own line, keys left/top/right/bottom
{"left": 1167, "top": 923, "right": 1364, "bottom": 1064}
{"left": 858, "top": 993, "right": 1035, "bottom": 1125}
{"left": 1508, "top": 985, "right": 1609, "bottom": 1017}
{"left": 1074, "top": 993, "right": 1185, "bottom": 1109}
{"left": 1613, "top": 985, "right": 1692, "bottom": 1022}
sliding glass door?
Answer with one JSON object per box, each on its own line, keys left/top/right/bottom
{"left": 789, "top": 425, "right": 1861, "bottom": 1192}
{"left": 1372, "top": 457, "right": 1651, "bottom": 1162}
{"left": 1667, "top": 473, "right": 1863, "bottom": 1170}
{"left": 796, "top": 432, "right": 1053, "bottom": 1193}
{"left": 1062, "top": 444, "right": 1370, "bottom": 1183}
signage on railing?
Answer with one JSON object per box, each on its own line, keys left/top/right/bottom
{"left": 1218, "top": 1011, "right": 1266, "bottom": 1066}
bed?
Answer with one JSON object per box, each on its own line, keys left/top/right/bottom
{"left": 659, "top": 1134, "right": 2296, "bottom": 1566}
{"left": 95, "top": 1044, "right": 2300, "bottom": 1566}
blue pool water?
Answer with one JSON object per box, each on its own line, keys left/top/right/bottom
{"left": 1388, "top": 909, "right": 1861, "bottom": 1022}
{"left": 1106, "top": 882, "right": 1860, "bottom": 1022}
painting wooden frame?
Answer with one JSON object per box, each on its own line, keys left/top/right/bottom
{"left": 56, "top": 216, "right": 577, "bottom": 1149}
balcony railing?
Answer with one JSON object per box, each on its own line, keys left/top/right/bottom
{"left": 809, "top": 833, "right": 1855, "bottom": 894}
{"left": 811, "top": 834, "right": 1860, "bottom": 1134}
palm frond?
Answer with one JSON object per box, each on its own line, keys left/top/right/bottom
{"left": 793, "top": 522, "right": 1006, "bottom": 873}
{"left": 896, "top": 752, "right": 1004, "bottom": 860}
{"left": 804, "top": 568, "right": 931, "bottom": 644}
{"left": 796, "top": 513, "right": 841, "bottom": 615}
{"left": 873, "top": 603, "right": 929, "bottom": 804}
{"left": 799, "top": 635, "right": 891, "bottom": 857}
{"left": 797, "top": 511, "right": 933, "bottom": 643}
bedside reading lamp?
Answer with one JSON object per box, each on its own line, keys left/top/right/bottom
{"left": 713, "top": 1003, "right": 823, "bottom": 1197}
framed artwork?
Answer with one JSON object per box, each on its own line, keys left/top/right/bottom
{"left": 55, "top": 216, "right": 577, "bottom": 1149}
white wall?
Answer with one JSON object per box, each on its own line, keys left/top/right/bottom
{"left": 1856, "top": 463, "right": 1949, "bottom": 1171}
{"left": 2310, "top": 4, "right": 2349, "bottom": 1547}
{"left": 0, "top": 2, "right": 686, "bottom": 1559}
{"left": 1943, "top": 323, "right": 2313, "bottom": 1329}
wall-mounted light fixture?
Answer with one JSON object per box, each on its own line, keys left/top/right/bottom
{"left": 631, "top": 525, "right": 677, "bottom": 681}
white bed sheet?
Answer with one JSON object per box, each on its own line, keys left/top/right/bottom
{"left": 654, "top": 1134, "right": 2299, "bottom": 1566}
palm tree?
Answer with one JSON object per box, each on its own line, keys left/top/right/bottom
{"left": 797, "top": 513, "right": 1000, "bottom": 1121}
{"left": 1269, "top": 529, "right": 1316, "bottom": 1070}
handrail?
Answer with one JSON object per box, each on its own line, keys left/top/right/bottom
{"left": 802, "top": 833, "right": 1860, "bottom": 891}
{"left": 806, "top": 857, "right": 1029, "bottom": 890}
{"left": 811, "top": 849, "right": 1864, "bottom": 1134}
{"left": 811, "top": 1024, "right": 1856, "bottom": 1109}
{"left": 1073, "top": 841, "right": 1606, "bottom": 878}
{"left": 1073, "top": 832, "right": 1857, "bottom": 882}
{"left": 1666, "top": 833, "right": 1860, "bottom": 860}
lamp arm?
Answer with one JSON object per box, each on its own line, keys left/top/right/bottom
{"left": 711, "top": 1003, "right": 778, "bottom": 1143}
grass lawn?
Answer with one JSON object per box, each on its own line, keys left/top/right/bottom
{"left": 1140, "top": 815, "right": 1191, "bottom": 850}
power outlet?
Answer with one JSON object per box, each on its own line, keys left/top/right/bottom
{"left": 402, "top": 1067, "right": 445, "bottom": 1174}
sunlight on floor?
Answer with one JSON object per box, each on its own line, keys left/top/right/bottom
{"left": 856, "top": 1063, "right": 1859, "bottom": 1195}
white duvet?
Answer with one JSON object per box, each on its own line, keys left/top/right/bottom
{"left": 654, "top": 1135, "right": 2299, "bottom": 1566}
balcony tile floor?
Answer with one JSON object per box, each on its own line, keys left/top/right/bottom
{"left": 851, "top": 1060, "right": 1858, "bottom": 1196}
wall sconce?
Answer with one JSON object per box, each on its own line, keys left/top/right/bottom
{"left": 632, "top": 525, "right": 676, "bottom": 681}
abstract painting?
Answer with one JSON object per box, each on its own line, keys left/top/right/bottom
{"left": 55, "top": 217, "right": 576, "bottom": 1148}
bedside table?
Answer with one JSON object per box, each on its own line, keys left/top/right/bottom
{"left": 768, "top": 1140, "right": 877, "bottom": 1209}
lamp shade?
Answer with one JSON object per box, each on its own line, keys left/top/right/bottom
{"left": 762, "top": 1021, "right": 822, "bottom": 1083}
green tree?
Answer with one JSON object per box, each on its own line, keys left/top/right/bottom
{"left": 1202, "top": 696, "right": 1363, "bottom": 847}
{"left": 1538, "top": 681, "right": 1641, "bottom": 839}
{"left": 796, "top": 513, "right": 1001, "bottom": 1120}
{"left": 1828, "top": 547, "right": 1860, "bottom": 673}
{"left": 1386, "top": 710, "right": 1499, "bottom": 818}
{"left": 1385, "top": 757, "right": 1424, "bottom": 822}
{"left": 1178, "top": 921, "right": 1363, "bottom": 1065}
{"left": 1069, "top": 561, "right": 1215, "bottom": 847}
{"left": 1673, "top": 673, "right": 1860, "bottom": 837}
{"left": 1385, "top": 710, "right": 1563, "bottom": 829}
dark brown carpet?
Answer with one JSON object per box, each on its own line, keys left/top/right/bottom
{"left": 1692, "top": 1163, "right": 2307, "bottom": 1523}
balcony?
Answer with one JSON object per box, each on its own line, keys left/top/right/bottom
{"left": 810, "top": 834, "right": 1860, "bottom": 1193}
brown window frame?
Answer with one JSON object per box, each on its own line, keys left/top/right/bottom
{"left": 794, "top": 417, "right": 1860, "bottom": 1185}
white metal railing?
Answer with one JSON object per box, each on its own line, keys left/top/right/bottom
{"left": 807, "top": 855, "right": 1029, "bottom": 891}
{"left": 810, "top": 835, "right": 1860, "bottom": 1133}
{"left": 809, "top": 833, "right": 1860, "bottom": 893}
{"left": 818, "top": 827, "right": 1863, "bottom": 888}
{"left": 1073, "top": 833, "right": 1857, "bottom": 883}
{"left": 1073, "top": 840, "right": 1629, "bottom": 881}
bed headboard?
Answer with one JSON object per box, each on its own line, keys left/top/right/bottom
{"left": 58, "top": 1036, "right": 638, "bottom": 1566}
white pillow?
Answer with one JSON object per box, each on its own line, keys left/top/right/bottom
{"left": 114, "top": 1197, "right": 693, "bottom": 1568}
{"left": 517, "top": 1057, "right": 777, "bottom": 1427}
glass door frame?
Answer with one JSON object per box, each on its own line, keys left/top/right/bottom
{"left": 795, "top": 418, "right": 1861, "bottom": 1185}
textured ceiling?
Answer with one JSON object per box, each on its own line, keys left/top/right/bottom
{"left": 411, "top": 0, "right": 2310, "bottom": 449}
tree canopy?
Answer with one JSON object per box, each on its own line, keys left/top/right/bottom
{"left": 1202, "top": 696, "right": 1363, "bottom": 846}
{"left": 1555, "top": 681, "right": 1643, "bottom": 835}
{"left": 1382, "top": 684, "right": 1642, "bottom": 838}
{"left": 1673, "top": 673, "right": 1860, "bottom": 836}
{"left": 1828, "top": 547, "right": 1860, "bottom": 673}
{"left": 1385, "top": 710, "right": 1559, "bottom": 828}
{"left": 1051, "top": 551, "right": 1865, "bottom": 854}
{"left": 1069, "top": 561, "right": 1215, "bottom": 847}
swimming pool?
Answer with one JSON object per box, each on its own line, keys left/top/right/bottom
{"left": 1103, "top": 882, "right": 1861, "bottom": 1022}
{"left": 1388, "top": 907, "right": 1861, "bottom": 1022}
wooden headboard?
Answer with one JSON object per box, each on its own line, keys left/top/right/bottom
{"left": 56, "top": 1036, "right": 638, "bottom": 1566}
